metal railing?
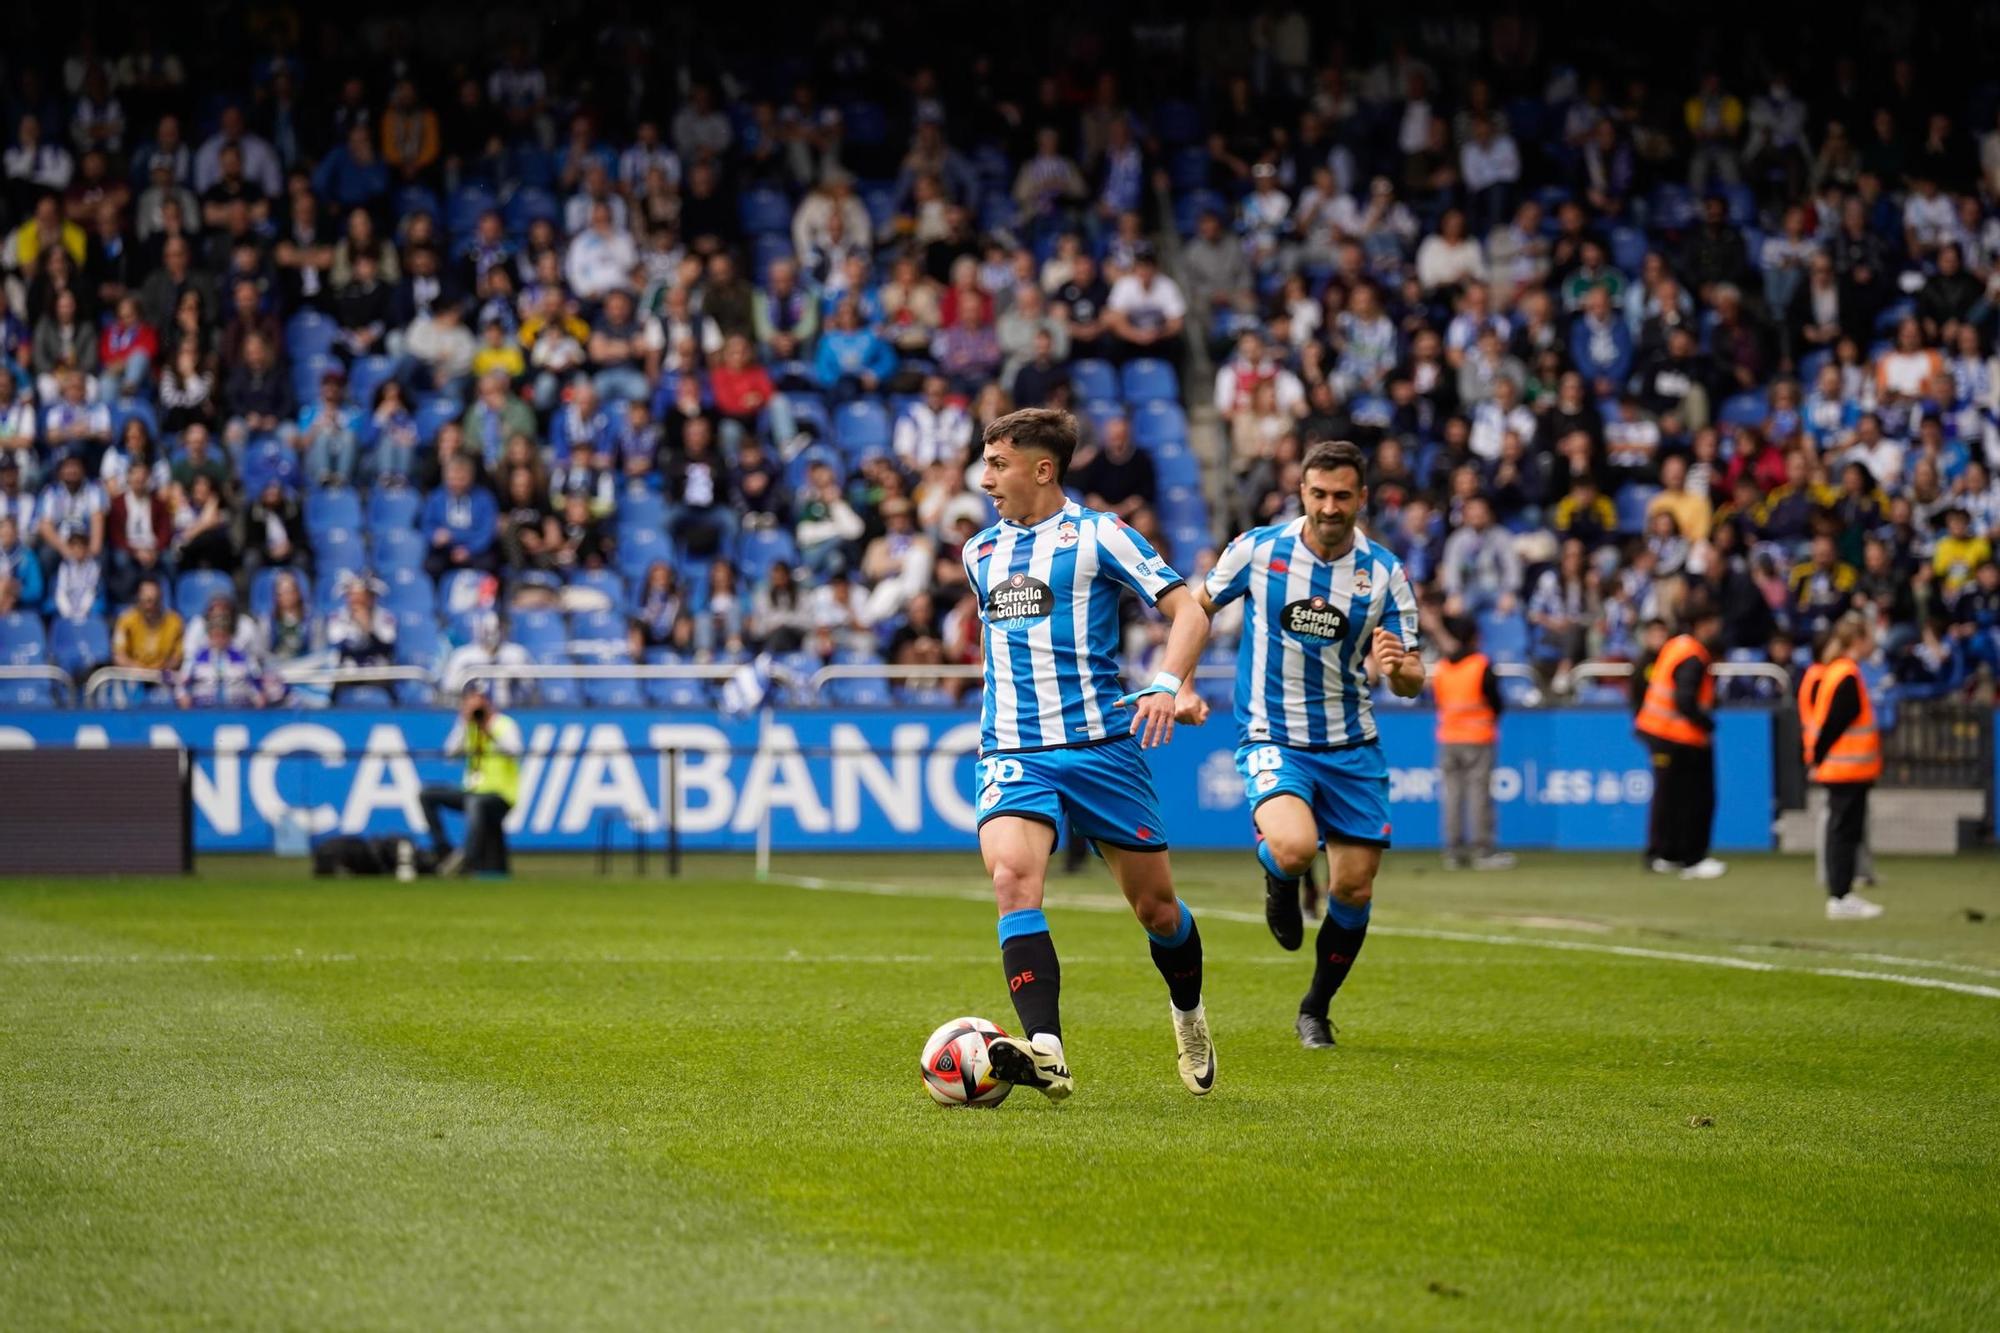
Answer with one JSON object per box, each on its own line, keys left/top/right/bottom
{"left": 81, "top": 663, "right": 434, "bottom": 706}
{"left": 54, "top": 657, "right": 1803, "bottom": 710}
{"left": 0, "top": 664, "right": 79, "bottom": 706}
{"left": 1881, "top": 701, "right": 1994, "bottom": 790}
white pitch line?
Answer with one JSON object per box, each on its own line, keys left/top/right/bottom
{"left": 761, "top": 872, "right": 2000, "bottom": 1002}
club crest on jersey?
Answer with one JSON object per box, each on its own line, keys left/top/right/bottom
{"left": 987, "top": 573, "right": 1055, "bottom": 626}
{"left": 1055, "top": 521, "right": 1079, "bottom": 548}
{"left": 1279, "top": 595, "right": 1348, "bottom": 643}
{"left": 1352, "top": 566, "right": 1372, "bottom": 596}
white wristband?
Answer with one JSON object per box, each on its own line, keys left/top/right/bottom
{"left": 1151, "top": 671, "right": 1182, "bottom": 693}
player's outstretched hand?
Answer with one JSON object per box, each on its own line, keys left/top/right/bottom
{"left": 1112, "top": 683, "right": 1177, "bottom": 749}
{"left": 1173, "top": 685, "right": 1210, "bottom": 727}
{"left": 1372, "top": 626, "right": 1406, "bottom": 671}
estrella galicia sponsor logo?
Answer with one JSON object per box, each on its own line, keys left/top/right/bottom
{"left": 1280, "top": 594, "right": 1348, "bottom": 643}
{"left": 987, "top": 572, "right": 1055, "bottom": 626}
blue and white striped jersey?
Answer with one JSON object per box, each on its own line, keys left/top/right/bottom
{"left": 964, "top": 500, "right": 1183, "bottom": 755}
{"left": 1204, "top": 519, "right": 1419, "bottom": 749}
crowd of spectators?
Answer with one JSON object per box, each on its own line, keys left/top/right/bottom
{"left": 0, "top": 10, "right": 1993, "bottom": 712}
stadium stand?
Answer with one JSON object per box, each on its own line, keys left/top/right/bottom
{"left": 0, "top": 12, "right": 1995, "bottom": 715}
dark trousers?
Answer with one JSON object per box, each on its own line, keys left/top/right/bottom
{"left": 418, "top": 785, "right": 511, "bottom": 873}
{"left": 1646, "top": 740, "right": 1715, "bottom": 866}
{"left": 1822, "top": 782, "right": 1870, "bottom": 899}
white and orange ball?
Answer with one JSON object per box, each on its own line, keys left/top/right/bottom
{"left": 920, "top": 1016, "right": 1012, "bottom": 1107}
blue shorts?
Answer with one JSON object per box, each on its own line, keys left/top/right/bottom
{"left": 1236, "top": 741, "right": 1393, "bottom": 848}
{"left": 976, "top": 735, "right": 1169, "bottom": 852}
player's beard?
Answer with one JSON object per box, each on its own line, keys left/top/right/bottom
{"left": 1310, "top": 511, "right": 1351, "bottom": 549}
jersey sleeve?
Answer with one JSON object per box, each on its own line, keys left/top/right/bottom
{"left": 1094, "top": 514, "right": 1183, "bottom": 606}
{"left": 1204, "top": 531, "right": 1256, "bottom": 608}
{"left": 1384, "top": 558, "right": 1420, "bottom": 649}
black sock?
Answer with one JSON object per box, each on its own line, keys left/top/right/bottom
{"left": 1147, "top": 902, "right": 1204, "bottom": 1012}
{"left": 998, "top": 910, "right": 1062, "bottom": 1042}
{"left": 1300, "top": 896, "right": 1370, "bottom": 1020}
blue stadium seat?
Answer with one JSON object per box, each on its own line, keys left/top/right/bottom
{"left": 284, "top": 311, "right": 337, "bottom": 362}
{"left": 568, "top": 608, "right": 626, "bottom": 650}
{"left": 1478, "top": 612, "right": 1530, "bottom": 665}
{"left": 416, "top": 396, "right": 462, "bottom": 443}
{"left": 346, "top": 355, "right": 398, "bottom": 409}
{"left": 1120, "top": 359, "right": 1179, "bottom": 403}
{"left": 502, "top": 186, "right": 559, "bottom": 235}
{"left": 1080, "top": 399, "right": 1125, "bottom": 439}
{"left": 394, "top": 616, "right": 441, "bottom": 669}
{"left": 394, "top": 185, "right": 441, "bottom": 226}
{"left": 292, "top": 351, "right": 343, "bottom": 401}
{"left": 618, "top": 525, "right": 672, "bottom": 580}
{"left": 305, "top": 487, "right": 362, "bottom": 540}
{"left": 785, "top": 443, "right": 843, "bottom": 492}
{"left": 175, "top": 570, "right": 235, "bottom": 618}
{"left": 585, "top": 660, "right": 646, "bottom": 708}
{"left": 569, "top": 568, "right": 627, "bottom": 611}
{"left": 367, "top": 486, "right": 422, "bottom": 532}
{"left": 111, "top": 399, "right": 158, "bottom": 441}
{"left": 617, "top": 491, "right": 667, "bottom": 535}
{"left": 341, "top": 685, "right": 395, "bottom": 708}
{"left": 381, "top": 567, "right": 435, "bottom": 618}
{"left": 1609, "top": 226, "right": 1648, "bottom": 275}
{"left": 0, "top": 612, "right": 47, "bottom": 664}
{"left": 1069, "top": 359, "right": 1118, "bottom": 402}
{"left": 315, "top": 576, "right": 353, "bottom": 616}
{"left": 50, "top": 619, "right": 109, "bottom": 680}
{"left": 753, "top": 233, "right": 795, "bottom": 279}
{"left": 823, "top": 676, "right": 892, "bottom": 706}
{"left": 1169, "top": 145, "right": 1211, "bottom": 191}
{"left": 859, "top": 181, "right": 898, "bottom": 235}
{"left": 1154, "top": 99, "right": 1204, "bottom": 146}
{"left": 842, "top": 100, "right": 889, "bottom": 147}
{"left": 0, "top": 677, "right": 52, "bottom": 708}
{"left": 317, "top": 528, "right": 367, "bottom": 580}
{"left": 512, "top": 610, "right": 566, "bottom": 657}
{"left": 978, "top": 194, "right": 1017, "bottom": 233}
{"left": 834, "top": 400, "right": 891, "bottom": 454}
{"left": 738, "top": 527, "right": 798, "bottom": 582}
{"left": 1153, "top": 447, "right": 1200, "bottom": 489}
{"left": 447, "top": 184, "right": 499, "bottom": 235}
{"left": 1872, "top": 300, "right": 1916, "bottom": 335}
{"left": 242, "top": 439, "right": 303, "bottom": 496}
{"left": 1131, "top": 401, "right": 1189, "bottom": 449}
{"left": 739, "top": 187, "right": 792, "bottom": 236}
{"left": 250, "top": 568, "right": 311, "bottom": 621}
{"left": 1614, "top": 484, "right": 1660, "bottom": 536}
{"left": 1718, "top": 391, "right": 1769, "bottom": 428}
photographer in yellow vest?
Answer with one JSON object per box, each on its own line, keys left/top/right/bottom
{"left": 1434, "top": 616, "right": 1514, "bottom": 870}
{"left": 1803, "top": 614, "right": 1885, "bottom": 920}
{"left": 418, "top": 685, "right": 523, "bottom": 877}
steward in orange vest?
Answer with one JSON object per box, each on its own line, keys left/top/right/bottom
{"left": 1807, "top": 613, "right": 1886, "bottom": 917}
{"left": 1434, "top": 617, "right": 1511, "bottom": 869}
{"left": 1638, "top": 609, "right": 1726, "bottom": 878}
{"left": 1433, "top": 651, "right": 1499, "bottom": 745}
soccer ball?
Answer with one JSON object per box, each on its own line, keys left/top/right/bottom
{"left": 920, "top": 1016, "right": 1012, "bottom": 1107}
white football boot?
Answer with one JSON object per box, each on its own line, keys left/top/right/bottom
{"left": 1826, "top": 893, "right": 1885, "bottom": 921}
{"left": 1679, "top": 858, "right": 1728, "bottom": 880}
{"left": 1171, "top": 1003, "right": 1216, "bottom": 1096}
{"left": 984, "top": 1033, "right": 1075, "bottom": 1102}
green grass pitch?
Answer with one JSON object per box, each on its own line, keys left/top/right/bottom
{"left": 3, "top": 849, "right": 1997, "bottom": 1330}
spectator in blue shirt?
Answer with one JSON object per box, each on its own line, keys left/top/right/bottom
{"left": 813, "top": 298, "right": 897, "bottom": 402}
{"left": 1569, "top": 286, "right": 1634, "bottom": 398}
{"left": 422, "top": 455, "right": 499, "bottom": 578}
{"left": 311, "top": 124, "right": 389, "bottom": 212}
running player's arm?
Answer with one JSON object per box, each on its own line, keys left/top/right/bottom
{"left": 1371, "top": 560, "right": 1427, "bottom": 699}
{"left": 1100, "top": 516, "right": 1209, "bottom": 746}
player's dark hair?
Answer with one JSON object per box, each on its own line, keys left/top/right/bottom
{"left": 984, "top": 407, "right": 1077, "bottom": 481}
{"left": 1302, "top": 439, "right": 1367, "bottom": 485}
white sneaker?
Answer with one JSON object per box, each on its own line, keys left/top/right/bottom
{"left": 1826, "top": 893, "right": 1885, "bottom": 920}
{"left": 1649, "top": 858, "right": 1679, "bottom": 875}
{"left": 1679, "top": 858, "right": 1728, "bottom": 880}
{"left": 1471, "top": 852, "right": 1518, "bottom": 871}
{"left": 1170, "top": 1003, "right": 1216, "bottom": 1096}
{"left": 984, "top": 1034, "right": 1075, "bottom": 1101}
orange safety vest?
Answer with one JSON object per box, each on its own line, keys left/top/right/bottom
{"left": 1807, "top": 657, "right": 1882, "bottom": 785}
{"left": 1635, "top": 634, "right": 1714, "bottom": 748}
{"left": 1797, "top": 661, "right": 1826, "bottom": 766}
{"left": 1434, "top": 652, "right": 1497, "bottom": 745}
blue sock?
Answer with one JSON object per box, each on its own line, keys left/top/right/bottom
{"left": 1257, "top": 839, "right": 1298, "bottom": 886}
